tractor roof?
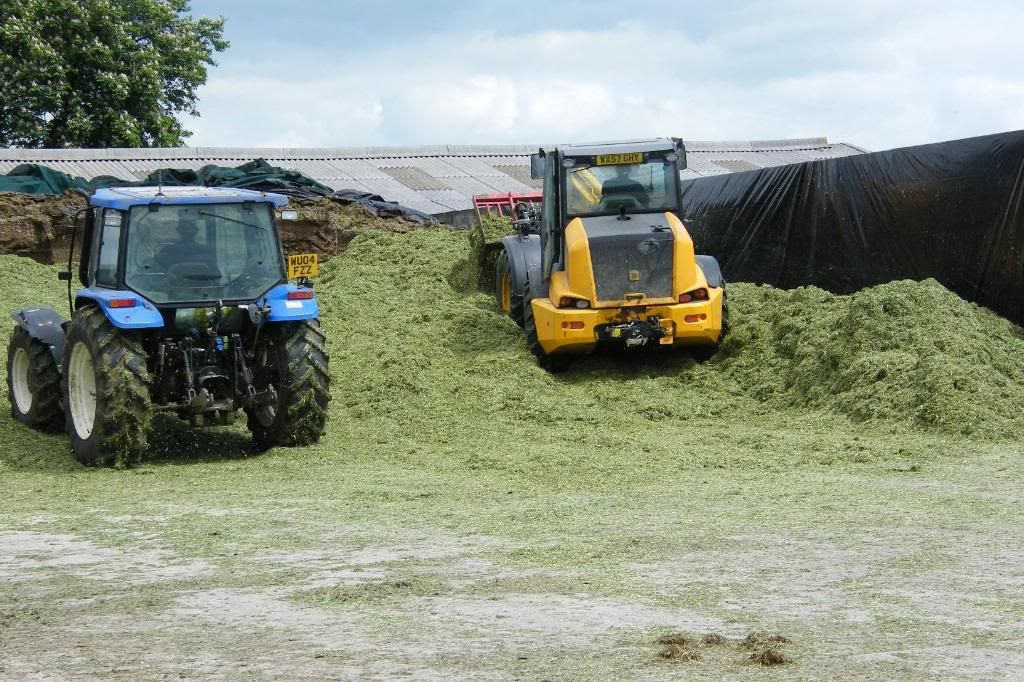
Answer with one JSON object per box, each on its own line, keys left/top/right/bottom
{"left": 555, "top": 138, "right": 680, "bottom": 157}
{"left": 89, "top": 186, "right": 290, "bottom": 210}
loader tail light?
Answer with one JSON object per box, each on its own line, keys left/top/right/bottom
{"left": 684, "top": 314, "right": 708, "bottom": 323}
{"left": 560, "top": 321, "right": 585, "bottom": 330}
{"left": 287, "top": 290, "right": 314, "bottom": 300}
{"left": 679, "top": 288, "right": 708, "bottom": 303}
{"left": 559, "top": 297, "right": 590, "bottom": 309}
{"left": 108, "top": 298, "right": 138, "bottom": 308}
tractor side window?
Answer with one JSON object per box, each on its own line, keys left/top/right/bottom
{"left": 94, "top": 210, "right": 123, "bottom": 288}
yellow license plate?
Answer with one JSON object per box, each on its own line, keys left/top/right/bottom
{"left": 287, "top": 253, "right": 318, "bottom": 278}
{"left": 596, "top": 152, "right": 643, "bottom": 166}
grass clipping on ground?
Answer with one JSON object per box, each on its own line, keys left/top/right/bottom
{"left": 2, "top": 226, "right": 1023, "bottom": 447}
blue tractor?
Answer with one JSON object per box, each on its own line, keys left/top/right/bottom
{"left": 6, "top": 186, "right": 330, "bottom": 466}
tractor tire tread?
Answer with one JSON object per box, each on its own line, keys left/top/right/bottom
{"left": 62, "top": 306, "right": 151, "bottom": 467}
{"left": 7, "top": 327, "right": 63, "bottom": 431}
{"left": 246, "top": 319, "right": 330, "bottom": 450}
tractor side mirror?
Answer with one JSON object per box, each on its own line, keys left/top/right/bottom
{"left": 279, "top": 209, "right": 298, "bottom": 221}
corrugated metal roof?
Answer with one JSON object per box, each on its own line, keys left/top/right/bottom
{"left": 0, "top": 139, "right": 866, "bottom": 214}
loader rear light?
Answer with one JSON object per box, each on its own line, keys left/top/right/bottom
{"left": 679, "top": 288, "right": 708, "bottom": 303}
{"left": 684, "top": 313, "right": 707, "bottom": 323}
{"left": 287, "top": 290, "right": 314, "bottom": 300}
{"left": 560, "top": 321, "right": 585, "bottom": 330}
{"left": 108, "top": 298, "right": 138, "bottom": 308}
{"left": 558, "top": 297, "right": 590, "bottom": 309}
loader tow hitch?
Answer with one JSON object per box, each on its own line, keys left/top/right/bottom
{"left": 597, "top": 316, "right": 668, "bottom": 349}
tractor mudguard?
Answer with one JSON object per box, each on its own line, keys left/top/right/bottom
{"left": 260, "top": 283, "right": 320, "bottom": 322}
{"left": 501, "top": 234, "right": 546, "bottom": 300}
{"left": 695, "top": 255, "right": 725, "bottom": 289}
{"left": 9, "top": 307, "right": 66, "bottom": 365}
{"left": 75, "top": 289, "right": 164, "bottom": 330}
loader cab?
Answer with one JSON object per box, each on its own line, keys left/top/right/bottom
{"left": 531, "top": 138, "right": 687, "bottom": 279}
{"left": 79, "top": 187, "right": 292, "bottom": 307}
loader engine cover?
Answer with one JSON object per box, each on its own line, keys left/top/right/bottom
{"left": 582, "top": 214, "right": 675, "bottom": 302}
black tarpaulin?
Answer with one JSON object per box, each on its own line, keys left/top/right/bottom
{"left": 0, "top": 159, "right": 436, "bottom": 223}
{"left": 680, "top": 130, "right": 1024, "bottom": 325}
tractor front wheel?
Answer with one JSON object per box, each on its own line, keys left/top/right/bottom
{"left": 61, "top": 307, "right": 152, "bottom": 467}
{"left": 246, "top": 320, "right": 330, "bottom": 451}
{"left": 7, "top": 327, "right": 63, "bottom": 431}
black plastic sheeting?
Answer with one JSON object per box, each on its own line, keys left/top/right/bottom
{"left": 681, "top": 130, "right": 1024, "bottom": 325}
{"left": 0, "top": 159, "right": 436, "bottom": 223}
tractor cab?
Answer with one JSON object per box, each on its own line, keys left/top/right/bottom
{"left": 81, "top": 187, "right": 295, "bottom": 307}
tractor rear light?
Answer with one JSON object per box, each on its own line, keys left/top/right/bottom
{"left": 287, "top": 290, "right": 314, "bottom": 300}
{"left": 560, "top": 321, "right": 585, "bottom": 330}
{"left": 108, "top": 298, "right": 138, "bottom": 308}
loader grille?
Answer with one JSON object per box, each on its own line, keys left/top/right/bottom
{"left": 584, "top": 216, "right": 675, "bottom": 303}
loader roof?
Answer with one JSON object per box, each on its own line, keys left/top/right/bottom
{"left": 555, "top": 139, "right": 679, "bottom": 157}
{"left": 89, "top": 186, "right": 290, "bottom": 210}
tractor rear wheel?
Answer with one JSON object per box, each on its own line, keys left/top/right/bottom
{"left": 61, "top": 307, "right": 152, "bottom": 467}
{"left": 7, "top": 327, "right": 63, "bottom": 431}
{"left": 495, "top": 249, "right": 524, "bottom": 327}
{"left": 246, "top": 319, "right": 330, "bottom": 451}
{"left": 523, "top": 290, "right": 570, "bottom": 373}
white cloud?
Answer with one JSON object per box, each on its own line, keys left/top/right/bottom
{"left": 185, "top": 3, "right": 1024, "bottom": 150}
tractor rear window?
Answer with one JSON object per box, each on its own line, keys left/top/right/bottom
{"left": 124, "top": 203, "right": 285, "bottom": 304}
{"left": 564, "top": 158, "right": 680, "bottom": 218}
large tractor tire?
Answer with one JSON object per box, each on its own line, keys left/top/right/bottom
{"left": 495, "top": 249, "right": 524, "bottom": 327}
{"left": 523, "top": 290, "right": 570, "bottom": 373}
{"left": 61, "top": 306, "right": 152, "bottom": 467}
{"left": 6, "top": 327, "right": 63, "bottom": 431}
{"left": 246, "top": 319, "right": 330, "bottom": 451}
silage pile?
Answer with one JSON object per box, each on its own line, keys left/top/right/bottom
{"left": 317, "top": 230, "right": 1024, "bottom": 441}
{"left": 0, "top": 191, "right": 87, "bottom": 263}
{"left": 2, "top": 227, "right": 1022, "bottom": 441}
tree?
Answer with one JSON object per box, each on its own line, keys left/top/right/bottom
{"left": 0, "top": 0, "right": 228, "bottom": 148}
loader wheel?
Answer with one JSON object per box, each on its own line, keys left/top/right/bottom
{"left": 495, "top": 249, "right": 524, "bottom": 327}
{"left": 7, "top": 327, "right": 63, "bottom": 432}
{"left": 523, "top": 292, "right": 570, "bottom": 373}
{"left": 62, "top": 306, "right": 152, "bottom": 467}
{"left": 246, "top": 319, "right": 330, "bottom": 451}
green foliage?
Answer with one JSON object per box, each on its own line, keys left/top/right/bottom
{"left": 0, "top": 0, "right": 228, "bottom": 148}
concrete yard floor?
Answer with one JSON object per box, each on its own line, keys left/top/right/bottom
{"left": 1, "top": 417, "right": 1022, "bottom": 680}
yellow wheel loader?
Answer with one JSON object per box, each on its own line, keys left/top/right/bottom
{"left": 496, "top": 139, "right": 727, "bottom": 371}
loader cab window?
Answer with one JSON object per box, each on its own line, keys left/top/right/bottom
{"left": 564, "top": 154, "right": 680, "bottom": 218}
{"left": 93, "top": 210, "right": 124, "bottom": 288}
{"left": 124, "top": 202, "right": 286, "bottom": 304}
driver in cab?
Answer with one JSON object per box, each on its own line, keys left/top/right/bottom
{"left": 600, "top": 165, "right": 650, "bottom": 208}
{"left": 156, "top": 218, "right": 217, "bottom": 273}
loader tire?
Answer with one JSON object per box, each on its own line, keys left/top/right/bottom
{"left": 523, "top": 291, "right": 570, "bottom": 373}
{"left": 692, "top": 286, "right": 729, "bottom": 362}
{"left": 495, "top": 249, "right": 524, "bottom": 327}
{"left": 62, "top": 306, "right": 151, "bottom": 467}
{"left": 246, "top": 319, "right": 330, "bottom": 451}
{"left": 7, "top": 327, "right": 63, "bottom": 432}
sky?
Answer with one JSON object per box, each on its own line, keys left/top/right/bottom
{"left": 185, "top": 0, "right": 1024, "bottom": 152}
